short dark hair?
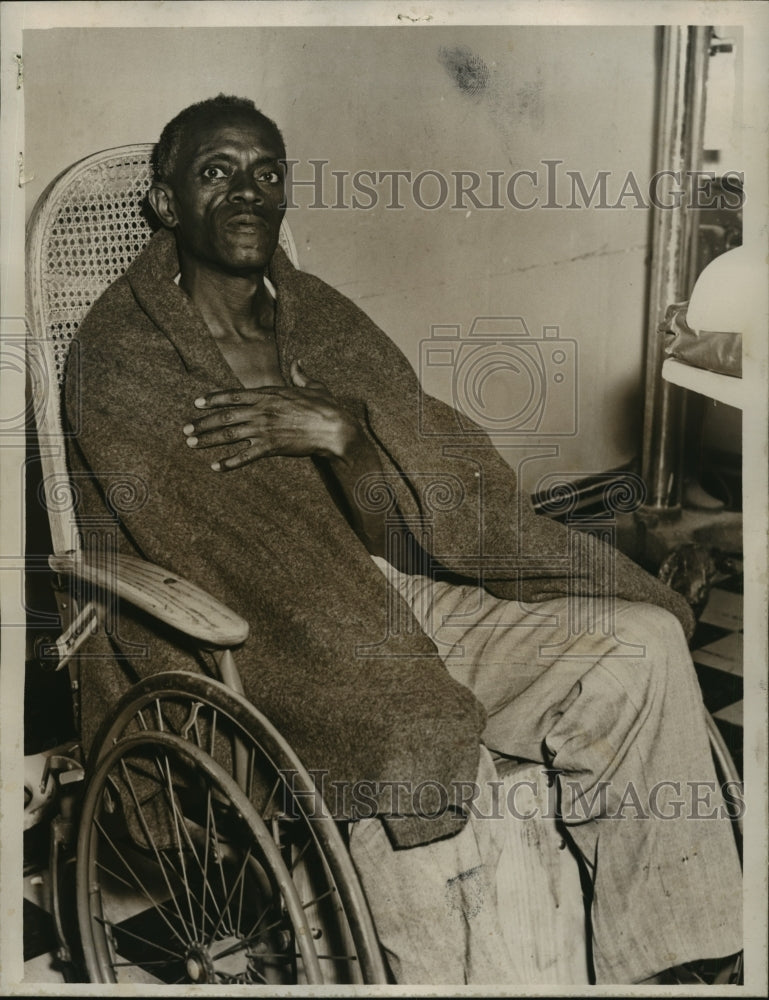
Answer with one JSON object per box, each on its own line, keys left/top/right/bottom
{"left": 152, "top": 94, "right": 286, "bottom": 182}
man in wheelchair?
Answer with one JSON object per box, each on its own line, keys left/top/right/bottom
{"left": 64, "top": 94, "right": 742, "bottom": 985}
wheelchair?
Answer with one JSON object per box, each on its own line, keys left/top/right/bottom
{"left": 24, "top": 146, "right": 743, "bottom": 986}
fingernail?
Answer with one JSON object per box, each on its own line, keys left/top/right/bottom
{"left": 183, "top": 424, "right": 194, "bottom": 435}
{"left": 211, "top": 461, "right": 221, "bottom": 471}
{"left": 186, "top": 436, "right": 198, "bottom": 448}
{"left": 194, "top": 397, "right": 207, "bottom": 408}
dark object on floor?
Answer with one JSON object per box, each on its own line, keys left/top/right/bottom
{"left": 658, "top": 542, "right": 735, "bottom": 619}
{"left": 653, "top": 952, "right": 743, "bottom": 985}
{"left": 23, "top": 898, "right": 56, "bottom": 963}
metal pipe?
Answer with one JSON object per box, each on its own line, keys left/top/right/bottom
{"left": 640, "top": 26, "right": 712, "bottom": 513}
{"left": 213, "top": 647, "right": 249, "bottom": 793}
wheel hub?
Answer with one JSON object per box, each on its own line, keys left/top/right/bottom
{"left": 185, "top": 935, "right": 252, "bottom": 983}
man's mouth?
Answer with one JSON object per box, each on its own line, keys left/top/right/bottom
{"left": 225, "top": 213, "right": 269, "bottom": 232}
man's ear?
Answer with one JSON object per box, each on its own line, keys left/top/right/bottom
{"left": 148, "top": 183, "right": 178, "bottom": 228}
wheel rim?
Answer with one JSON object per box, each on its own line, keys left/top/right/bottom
{"left": 80, "top": 673, "right": 387, "bottom": 984}
{"left": 77, "top": 730, "right": 323, "bottom": 985}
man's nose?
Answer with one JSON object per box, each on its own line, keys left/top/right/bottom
{"left": 228, "top": 171, "right": 264, "bottom": 204}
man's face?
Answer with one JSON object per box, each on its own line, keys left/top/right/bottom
{"left": 160, "top": 111, "right": 286, "bottom": 275}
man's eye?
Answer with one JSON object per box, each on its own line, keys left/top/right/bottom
{"left": 202, "top": 165, "right": 228, "bottom": 180}
{"left": 258, "top": 170, "right": 281, "bottom": 185}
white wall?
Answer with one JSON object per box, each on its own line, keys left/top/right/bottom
{"left": 24, "top": 25, "right": 658, "bottom": 491}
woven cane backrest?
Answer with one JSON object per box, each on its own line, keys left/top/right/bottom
{"left": 26, "top": 143, "right": 299, "bottom": 555}
{"left": 27, "top": 146, "right": 157, "bottom": 388}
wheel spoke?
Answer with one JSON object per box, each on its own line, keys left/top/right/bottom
{"left": 243, "top": 911, "right": 286, "bottom": 945}
{"left": 207, "top": 937, "right": 254, "bottom": 964}
{"left": 302, "top": 886, "right": 337, "bottom": 909}
{"left": 111, "top": 959, "right": 182, "bottom": 967}
{"left": 261, "top": 776, "right": 281, "bottom": 819}
{"left": 155, "top": 754, "right": 200, "bottom": 929}
{"left": 209, "top": 906, "right": 284, "bottom": 964}
{"left": 236, "top": 832, "right": 247, "bottom": 932}
{"left": 93, "top": 856, "right": 187, "bottom": 931}
{"left": 93, "top": 914, "right": 185, "bottom": 960}
{"left": 208, "top": 706, "right": 218, "bottom": 758}
{"left": 148, "top": 765, "right": 229, "bottom": 941}
{"left": 92, "top": 818, "right": 189, "bottom": 948}
{"left": 152, "top": 750, "right": 205, "bottom": 938}
{"left": 199, "top": 782, "right": 214, "bottom": 942}
{"left": 117, "top": 757, "right": 194, "bottom": 939}
{"left": 203, "top": 792, "right": 238, "bottom": 939}
{"left": 288, "top": 834, "right": 313, "bottom": 873}
{"left": 204, "top": 844, "right": 254, "bottom": 946}
{"left": 244, "top": 743, "right": 256, "bottom": 800}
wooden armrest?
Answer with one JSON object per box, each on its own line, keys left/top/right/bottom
{"left": 49, "top": 551, "right": 249, "bottom": 648}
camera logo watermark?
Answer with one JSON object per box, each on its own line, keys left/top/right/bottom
{"left": 0, "top": 331, "right": 82, "bottom": 439}
{"left": 419, "top": 316, "right": 577, "bottom": 438}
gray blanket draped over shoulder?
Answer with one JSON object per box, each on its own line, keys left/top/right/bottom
{"left": 65, "top": 228, "right": 694, "bottom": 848}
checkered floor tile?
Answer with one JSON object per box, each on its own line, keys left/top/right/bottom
{"left": 22, "top": 875, "right": 69, "bottom": 984}
{"left": 690, "top": 564, "right": 744, "bottom": 777}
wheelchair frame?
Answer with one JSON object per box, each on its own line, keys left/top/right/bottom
{"left": 25, "top": 146, "right": 385, "bottom": 984}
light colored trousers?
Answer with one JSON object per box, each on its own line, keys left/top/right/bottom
{"left": 348, "top": 557, "right": 743, "bottom": 985}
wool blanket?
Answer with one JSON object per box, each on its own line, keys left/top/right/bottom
{"left": 66, "top": 227, "right": 693, "bottom": 848}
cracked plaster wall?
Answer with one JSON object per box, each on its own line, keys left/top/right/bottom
{"left": 24, "top": 26, "right": 657, "bottom": 490}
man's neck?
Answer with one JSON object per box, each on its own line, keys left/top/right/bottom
{"left": 179, "top": 258, "right": 275, "bottom": 342}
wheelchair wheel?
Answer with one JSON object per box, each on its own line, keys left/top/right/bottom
{"left": 77, "top": 672, "right": 387, "bottom": 985}
{"left": 706, "top": 710, "right": 743, "bottom": 843}
{"left": 704, "top": 711, "right": 744, "bottom": 985}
